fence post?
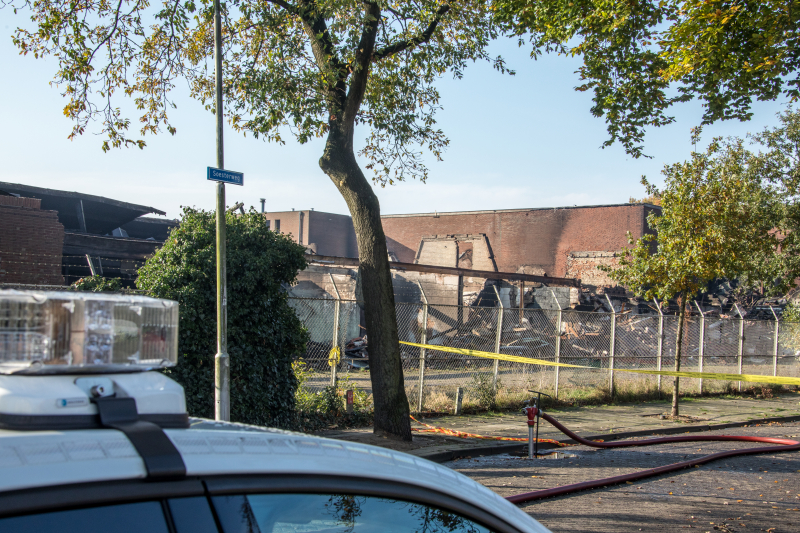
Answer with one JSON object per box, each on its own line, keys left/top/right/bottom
{"left": 654, "top": 298, "right": 663, "bottom": 393}
{"left": 694, "top": 301, "right": 705, "bottom": 394}
{"left": 520, "top": 281, "right": 527, "bottom": 382}
{"left": 492, "top": 285, "right": 504, "bottom": 391}
{"left": 734, "top": 303, "right": 745, "bottom": 392}
{"left": 417, "top": 281, "right": 428, "bottom": 413}
{"left": 329, "top": 273, "right": 341, "bottom": 387}
{"left": 457, "top": 275, "right": 464, "bottom": 333}
{"left": 550, "top": 289, "right": 562, "bottom": 399}
{"left": 606, "top": 294, "right": 616, "bottom": 397}
{"left": 770, "top": 306, "right": 780, "bottom": 377}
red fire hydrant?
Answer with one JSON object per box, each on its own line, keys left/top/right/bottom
{"left": 523, "top": 390, "right": 550, "bottom": 458}
{"left": 521, "top": 405, "right": 538, "bottom": 459}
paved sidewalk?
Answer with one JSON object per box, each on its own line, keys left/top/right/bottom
{"left": 318, "top": 392, "right": 800, "bottom": 461}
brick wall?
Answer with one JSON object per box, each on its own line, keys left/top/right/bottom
{"left": 263, "top": 211, "right": 301, "bottom": 243}
{"left": 381, "top": 204, "right": 657, "bottom": 280}
{"left": 264, "top": 210, "right": 359, "bottom": 258}
{"left": 0, "top": 196, "right": 65, "bottom": 285}
{"left": 307, "top": 211, "right": 358, "bottom": 257}
{"left": 0, "top": 196, "right": 41, "bottom": 209}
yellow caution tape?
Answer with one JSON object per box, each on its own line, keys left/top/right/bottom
{"left": 328, "top": 346, "right": 342, "bottom": 367}
{"left": 399, "top": 341, "right": 800, "bottom": 387}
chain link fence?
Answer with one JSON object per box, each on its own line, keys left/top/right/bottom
{"left": 289, "top": 297, "right": 800, "bottom": 412}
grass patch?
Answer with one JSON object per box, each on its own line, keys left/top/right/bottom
{"left": 292, "top": 361, "right": 373, "bottom": 432}
{"left": 412, "top": 379, "right": 800, "bottom": 416}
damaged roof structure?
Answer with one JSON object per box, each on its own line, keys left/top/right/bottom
{"left": 287, "top": 203, "right": 792, "bottom": 321}
{"left": 0, "top": 182, "right": 177, "bottom": 287}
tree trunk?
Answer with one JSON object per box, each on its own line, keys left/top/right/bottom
{"left": 671, "top": 291, "right": 686, "bottom": 418}
{"left": 320, "top": 131, "right": 412, "bottom": 441}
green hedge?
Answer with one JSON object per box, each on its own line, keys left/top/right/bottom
{"left": 137, "top": 207, "right": 308, "bottom": 427}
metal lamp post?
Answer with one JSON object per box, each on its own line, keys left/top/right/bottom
{"left": 213, "top": 0, "right": 229, "bottom": 422}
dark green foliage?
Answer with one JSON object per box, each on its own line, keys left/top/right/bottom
{"left": 71, "top": 276, "right": 122, "bottom": 292}
{"left": 495, "top": 0, "right": 800, "bottom": 158}
{"left": 136, "top": 207, "right": 308, "bottom": 427}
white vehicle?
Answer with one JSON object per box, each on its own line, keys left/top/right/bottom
{"left": 0, "top": 290, "right": 549, "bottom": 533}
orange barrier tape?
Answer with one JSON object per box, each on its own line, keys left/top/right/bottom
{"left": 409, "top": 416, "right": 573, "bottom": 446}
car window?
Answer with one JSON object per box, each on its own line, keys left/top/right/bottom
{"left": 212, "top": 493, "right": 493, "bottom": 533}
{"left": 0, "top": 501, "right": 170, "bottom": 533}
{"left": 169, "top": 497, "right": 220, "bottom": 533}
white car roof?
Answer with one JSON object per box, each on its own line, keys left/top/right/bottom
{"left": 0, "top": 423, "right": 548, "bottom": 533}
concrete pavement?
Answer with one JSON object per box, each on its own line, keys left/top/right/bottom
{"left": 451, "top": 422, "right": 800, "bottom": 533}
{"left": 319, "top": 391, "right": 800, "bottom": 462}
{"left": 319, "top": 392, "right": 800, "bottom": 532}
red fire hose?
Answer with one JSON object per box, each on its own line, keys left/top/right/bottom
{"left": 508, "top": 407, "right": 800, "bottom": 505}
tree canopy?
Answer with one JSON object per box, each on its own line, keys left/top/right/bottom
{"left": 607, "top": 123, "right": 796, "bottom": 302}
{"left": 604, "top": 110, "right": 800, "bottom": 415}
{"left": 9, "top": 0, "right": 508, "bottom": 183}
{"left": 495, "top": 0, "right": 800, "bottom": 157}
{"left": 6, "top": 0, "right": 512, "bottom": 439}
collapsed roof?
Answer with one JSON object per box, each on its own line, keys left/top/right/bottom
{"left": 0, "top": 181, "right": 166, "bottom": 235}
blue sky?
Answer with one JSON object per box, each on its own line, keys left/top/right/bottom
{"left": 0, "top": 13, "right": 791, "bottom": 220}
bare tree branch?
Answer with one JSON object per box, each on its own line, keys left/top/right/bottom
{"left": 86, "top": 0, "right": 125, "bottom": 65}
{"left": 263, "top": 0, "right": 297, "bottom": 13}
{"left": 296, "top": 0, "right": 343, "bottom": 72}
{"left": 342, "top": 1, "right": 380, "bottom": 132}
{"left": 372, "top": 4, "right": 449, "bottom": 62}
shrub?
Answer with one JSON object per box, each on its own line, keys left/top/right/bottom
{"left": 292, "top": 361, "right": 373, "bottom": 430}
{"left": 137, "top": 207, "right": 308, "bottom": 428}
{"left": 471, "top": 373, "right": 498, "bottom": 411}
{"left": 71, "top": 275, "right": 122, "bottom": 292}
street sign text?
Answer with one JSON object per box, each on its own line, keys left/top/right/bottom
{"left": 207, "top": 167, "right": 243, "bottom": 186}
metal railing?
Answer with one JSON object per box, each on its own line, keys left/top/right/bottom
{"left": 289, "top": 296, "right": 800, "bottom": 412}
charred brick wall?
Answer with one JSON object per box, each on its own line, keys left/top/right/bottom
{"left": 307, "top": 211, "right": 358, "bottom": 257}
{"left": 381, "top": 204, "right": 658, "bottom": 278}
{"left": 0, "top": 196, "right": 65, "bottom": 285}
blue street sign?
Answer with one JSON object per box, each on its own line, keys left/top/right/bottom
{"left": 207, "top": 167, "right": 244, "bottom": 186}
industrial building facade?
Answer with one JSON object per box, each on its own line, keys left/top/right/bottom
{"left": 381, "top": 203, "right": 660, "bottom": 291}
{"left": 269, "top": 203, "right": 659, "bottom": 292}
{"left": 1, "top": 184, "right": 658, "bottom": 297}
{"left": 263, "top": 210, "right": 358, "bottom": 258}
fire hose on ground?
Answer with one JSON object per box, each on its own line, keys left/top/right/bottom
{"left": 399, "top": 341, "right": 800, "bottom": 505}
{"left": 507, "top": 402, "right": 800, "bottom": 505}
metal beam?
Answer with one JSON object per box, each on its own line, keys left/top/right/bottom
{"left": 85, "top": 255, "right": 97, "bottom": 276}
{"left": 307, "top": 255, "right": 580, "bottom": 287}
{"left": 75, "top": 200, "right": 87, "bottom": 233}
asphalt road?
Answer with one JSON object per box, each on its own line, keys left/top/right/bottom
{"left": 447, "top": 422, "right": 800, "bottom": 533}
